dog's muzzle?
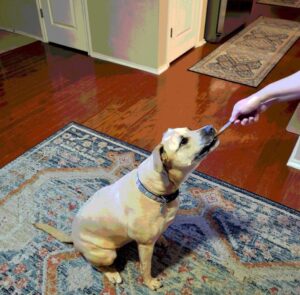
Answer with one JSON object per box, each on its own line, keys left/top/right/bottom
{"left": 194, "top": 125, "right": 218, "bottom": 161}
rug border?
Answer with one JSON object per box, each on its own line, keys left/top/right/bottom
{"left": 188, "top": 16, "right": 300, "bottom": 87}
{"left": 1, "top": 121, "right": 299, "bottom": 217}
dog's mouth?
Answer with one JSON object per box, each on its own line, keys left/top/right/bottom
{"left": 194, "top": 136, "right": 219, "bottom": 161}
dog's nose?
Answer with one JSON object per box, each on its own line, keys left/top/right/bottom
{"left": 203, "top": 125, "right": 215, "bottom": 136}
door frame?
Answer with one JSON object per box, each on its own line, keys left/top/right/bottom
{"left": 35, "top": 0, "right": 91, "bottom": 54}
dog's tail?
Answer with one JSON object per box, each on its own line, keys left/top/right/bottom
{"left": 34, "top": 223, "right": 73, "bottom": 243}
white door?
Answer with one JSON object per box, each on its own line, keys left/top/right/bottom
{"left": 40, "top": 0, "right": 88, "bottom": 51}
{"left": 168, "top": 0, "right": 200, "bottom": 63}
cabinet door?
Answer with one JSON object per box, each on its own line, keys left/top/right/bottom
{"left": 41, "top": 0, "right": 87, "bottom": 51}
{"left": 168, "top": 0, "right": 200, "bottom": 63}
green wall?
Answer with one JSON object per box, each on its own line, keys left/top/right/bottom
{"left": 87, "top": 0, "right": 161, "bottom": 68}
{"left": 0, "top": 0, "right": 42, "bottom": 38}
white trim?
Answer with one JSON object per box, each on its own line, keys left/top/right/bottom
{"left": 196, "top": 0, "right": 208, "bottom": 47}
{"left": 195, "top": 38, "right": 206, "bottom": 48}
{"left": 166, "top": 0, "right": 173, "bottom": 63}
{"left": 82, "top": 0, "right": 92, "bottom": 55}
{"left": 287, "top": 137, "right": 300, "bottom": 170}
{"left": 0, "top": 26, "right": 42, "bottom": 41}
{"left": 36, "top": 0, "right": 48, "bottom": 42}
{"left": 14, "top": 29, "right": 43, "bottom": 41}
{"left": 156, "top": 63, "right": 169, "bottom": 75}
{"left": 194, "top": 0, "right": 202, "bottom": 46}
{"left": 90, "top": 51, "right": 169, "bottom": 75}
{"left": 0, "top": 26, "right": 14, "bottom": 32}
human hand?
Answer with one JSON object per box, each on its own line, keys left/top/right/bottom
{"left": 229, "top": 97, "right": 270, "bottom": 126}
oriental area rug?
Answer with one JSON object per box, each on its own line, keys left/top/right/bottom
{"left": 0, "top": 123, "right": 299, "bottom": 294}
{"left": 189, "top": 17, "right": 300, "bottom": 87}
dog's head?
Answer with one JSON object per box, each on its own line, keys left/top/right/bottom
{"left": 153, "top": 126, "right": 219, "bottom": 179}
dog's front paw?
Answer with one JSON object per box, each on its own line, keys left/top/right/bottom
{"left": 144, "top": 277, "right": 162, "bottom": 290}
{"left": 103, "top": 270, "right": 123, "bottom": 285}
{"left": 99, "top": 267, "right": 123, "bottom": 285}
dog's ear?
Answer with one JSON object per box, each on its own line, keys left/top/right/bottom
{"left": 152, "top": 144, "right": 168, "bottom": 173}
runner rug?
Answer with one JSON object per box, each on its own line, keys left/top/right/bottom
{"left": 0, "top": 123, "right": 299, "bottom": 294}
{"left": 257, "top": 0, "right": 300, "bottom": 8}
{"left": 189, "top": 17, "right": 300, "bottom": 87}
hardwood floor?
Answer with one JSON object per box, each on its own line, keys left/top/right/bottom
{"left": 0, "top": 40, "right": 299, "bottom": 210}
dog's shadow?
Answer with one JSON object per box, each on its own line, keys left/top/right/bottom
{"left": 114, "top": 208, "right": 247, "bottom": 278}
{"left": 114, "top": 236, "right": 188, "bottom": 279}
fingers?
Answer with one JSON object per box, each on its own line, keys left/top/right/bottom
{"left": 230, "top": 97, "right": 264, "bottom": 126}
{"left": 236, "top": 116, "right": 258, "bottom": 126}
{"left": 249, "top": 117, "right": 255, "bottom": 124}
{"left": 241, "top": 118, "right": 248, "bottom": 126}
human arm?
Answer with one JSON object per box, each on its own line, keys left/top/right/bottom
{"left": 230, "top": 71, "right": 300, "bottom": 125}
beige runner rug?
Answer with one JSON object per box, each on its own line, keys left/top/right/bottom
{"left": 189, "top": 17, "right": 300, "bottom": 87}
{"left": 257, "top": 0, "right": 300, "bottom": 8}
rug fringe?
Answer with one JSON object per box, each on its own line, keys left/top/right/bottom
{"left": 34, "top": 223, "right": 73, "bottom": 243}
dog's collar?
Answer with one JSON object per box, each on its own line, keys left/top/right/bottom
{"left": 136, "top": 174, "right": 179, "bottom": 204}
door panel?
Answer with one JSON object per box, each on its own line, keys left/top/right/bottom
{"left": 168, "top": 0, "right": 199, "bottom": 63}
{"left": 49, "top": 0, "right": 75, "bottom": 28}
{"left": 41, "top": 0, "right": 87, "bottom": 51}
{"left": 173, "top": 0, "right": 194, "bottom": 38}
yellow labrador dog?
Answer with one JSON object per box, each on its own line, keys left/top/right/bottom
{"left": 35, "top": 125, "right": 218, "bottom": 290}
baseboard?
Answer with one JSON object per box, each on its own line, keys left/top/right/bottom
{"left": 156, "top": 63, "right": 169, "bottom": 75}
{"left": 0, "top": 26, "right": 42, "bottom": 41}
{"left": 0, "top": 26, "right": 14, "bottom": 32}
{"left": 14, "top": 30, "right": 43, "bottom": 41}
{"left": 90, "top": 51, "right": 169, "bottom": 75}
{"left": 287, "top": 137, "right": 300, "bottom": 170}
{"left": 195, "top": 38, "right": 206, "bottom": 48}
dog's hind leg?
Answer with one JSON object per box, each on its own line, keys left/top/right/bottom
{"left": 83, "top": 248, "right": 122, "bottom": 284}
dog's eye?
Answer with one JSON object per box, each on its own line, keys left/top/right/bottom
{"left": 180, "top": 137, "right": 189, "bottom": 147}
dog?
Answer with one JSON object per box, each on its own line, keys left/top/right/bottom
{"left": 35, "top": 125, "right": 219, "bottom": 290}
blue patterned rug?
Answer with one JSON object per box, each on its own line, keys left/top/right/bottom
{"left": 0, "top": 123, "right": 299, "bottom": 294}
